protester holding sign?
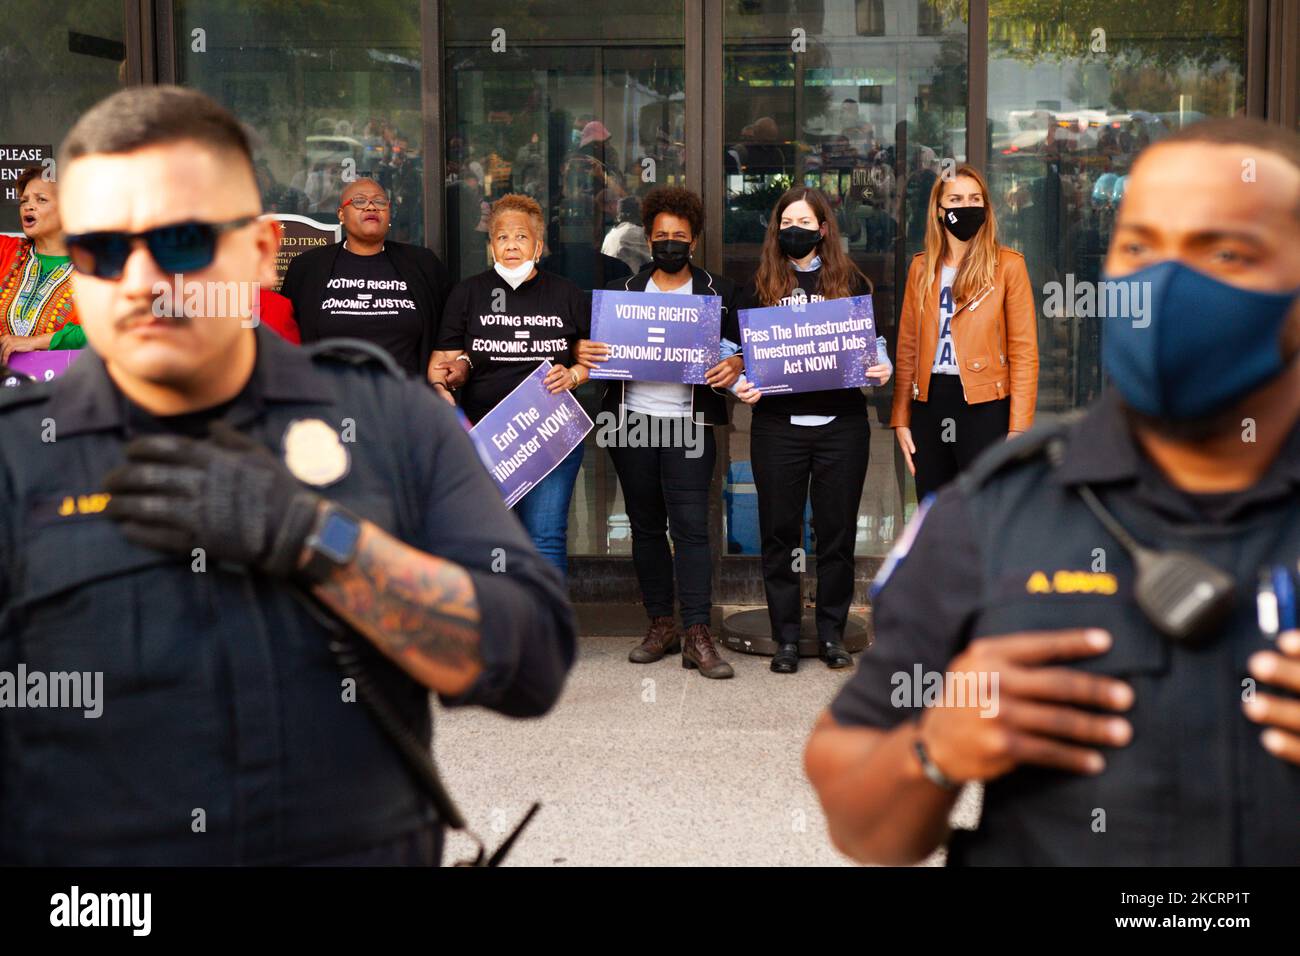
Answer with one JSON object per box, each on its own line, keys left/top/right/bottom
{"left": 577, "top": 186, "right": 742, "bottom": 679}
{"left": 737, "top": 187, "right": 892, "bottom": 675}
{"left": 891, "top": 164, "right": 1038, "bottom": 500}
{"left": 0, "top": 166, "right": 80, "bottom": 365}
{"left": 432, "top": 193, "right": 592, "bottom": 574}
{"left": 280, "top": 177, "right": 450, "bottom": 376}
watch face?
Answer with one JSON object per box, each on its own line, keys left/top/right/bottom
{"left": 317, "top": 510, "right": 362, "bottom": 562}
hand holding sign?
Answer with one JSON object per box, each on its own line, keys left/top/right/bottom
{"left": 574, "top": 339, "right": 610, "bottom": 369}
{"left": 4, "top": 348, "right": 79, "bottom": 382}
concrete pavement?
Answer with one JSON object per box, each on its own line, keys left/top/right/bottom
{"left": 436, "top": 618, "right": 980, "bottom": 866}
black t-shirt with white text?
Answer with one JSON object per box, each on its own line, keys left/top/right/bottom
{"left": 316, "top": 246, "right": 423, "bottom": 375}
{"left": 436, "top": 267, "right": 591, "bottom": 423}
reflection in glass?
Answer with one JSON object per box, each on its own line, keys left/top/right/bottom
{"left": 0, "top": 2, "right": 126, "bottom": 232}
{"left": 723, "top": 0, "right": 968, "bottom": 558}
{"left": 445, "top": 2, "right": 686, "bottom": 556}
{"left": 986, "top": 0, "right": 1247, "bottom": 412}
{"left": 175, "top": 1, "right": 426, "bottom": 245}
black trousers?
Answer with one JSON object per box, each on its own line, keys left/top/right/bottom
{"left": 608, "top": 413, "right": 717, "bottom": 627}
{"left": 750, "top": 413, "right": 870, "bottom": 645}
{"left": 910, "top": 375, "right": 1010, "bottom": 501}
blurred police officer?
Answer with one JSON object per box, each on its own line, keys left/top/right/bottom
{"left": 806, "top": 117, "right": 1300, "bottom": 865}
{"left": 0, "top": 86, "right": 575, "bottom": 865}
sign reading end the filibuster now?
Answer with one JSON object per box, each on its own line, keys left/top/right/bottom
{"left": 738, "top": 294, "right": 878, "bottom": 395}
{"left": 468, "top": 361, "right": 593, "bottom": 508}
{"left": 588, "top": 289, "right": 721, "bottom": 385}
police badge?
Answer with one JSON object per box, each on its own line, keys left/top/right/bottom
{"left": 282, "top": 418, "right": 350, "bottom": 487}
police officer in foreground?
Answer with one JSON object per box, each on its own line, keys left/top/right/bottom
{"left": 806, "top": 117, "right": 1300, "bottom": 865}
{"left": 0, "top": 86, "right": 575, "bottom": 865}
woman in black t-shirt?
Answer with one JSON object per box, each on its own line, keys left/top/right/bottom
{"left": 737, "top": 187, "right": 892, "bottom": 674}
{"left": 431, "top": 194, "right": 591, "bottom": 576}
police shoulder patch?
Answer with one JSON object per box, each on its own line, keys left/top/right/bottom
{"left": 305, "top": 337, "right": 404, "bottom": 379}
{"left": 870, "top": 493, "right": 935, "bottom": 600}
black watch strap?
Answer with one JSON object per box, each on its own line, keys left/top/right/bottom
{"left": 297, "top": 502, "right": 363, "bottom": 585}
{"left": 913, "top": 726, "right": 960, "bottom": 791}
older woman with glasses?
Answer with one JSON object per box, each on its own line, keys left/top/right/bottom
{"left": 280, "top": 178, "right": 450, "bottom": 375}
{"left": 0, "top": 166, "right": 81, "bottom": 365}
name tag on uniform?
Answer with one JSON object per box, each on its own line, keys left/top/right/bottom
{"left": 28, "top": 491, "right": 113, "bottom": 528}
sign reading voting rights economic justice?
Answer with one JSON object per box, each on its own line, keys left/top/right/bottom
{"left": 738, "top": 294, "right": 878, "bottom": 395}
{"left": 469, "top": 362, "right": 594, "bottom": 508}
{"left": 588, "top": 289, "right": 721, "bottom": 385}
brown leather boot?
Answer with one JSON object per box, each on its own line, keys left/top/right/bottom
{"left": 629, "top": 615, "right": 680, "bottom": 663}
{"left": 681, "top": 624, "right": 734, "bottom": 679}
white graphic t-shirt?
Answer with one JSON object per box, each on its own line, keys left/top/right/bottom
{"left": 931, "top": 264, "right": 959, "bottom": 375}
{"left": 623, "top": 275, "right": 695, "bottom": 418}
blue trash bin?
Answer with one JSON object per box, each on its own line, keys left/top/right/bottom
{"left": 724, "top": 460, "right": 814, "bottom": 555}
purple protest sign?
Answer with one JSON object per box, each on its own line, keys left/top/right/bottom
{"left": 3, "top": 349, "right": 81, "bottom": 386}
{"left": 738, "top": 294, "right": 877, "bottom": 395}
{"left": 469, "top": 361, "right": 593, "bottom": 508}
{"left": 588, "top": 289, "right": 721, "bottom": 385}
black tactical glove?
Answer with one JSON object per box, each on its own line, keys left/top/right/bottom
{"left": 104, "top": 420, "right": 323, "bottom": 577}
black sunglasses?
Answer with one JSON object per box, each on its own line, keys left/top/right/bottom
{"left": 65, "top": 215, "right": 259, "bottom": 279}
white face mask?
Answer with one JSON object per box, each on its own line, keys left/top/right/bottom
{"left": 493, "top": 244, "right": 540, "bottom": 289}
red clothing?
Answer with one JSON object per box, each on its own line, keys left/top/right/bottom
{"left": 0, "top": 235, "right": 22, "bottom": 278}
{"left": 257, "top": 288, "right": 299, "bottom": 344}
{"left": 0, "top": 235, "right": 79, "bottom": 337}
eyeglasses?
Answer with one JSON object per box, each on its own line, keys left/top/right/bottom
{"left": 345, "top": 196, "right": 390, "bottom": 210}
{"left": 65, "top": 216, "right": 258, "bottom": 280}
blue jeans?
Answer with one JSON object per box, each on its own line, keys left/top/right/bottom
{"left": 513, "top": 443, "right": 584, "bottom": 576}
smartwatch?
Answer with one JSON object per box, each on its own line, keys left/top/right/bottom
{"left": 298, "top": 502, "right": 363, "bottom": 584}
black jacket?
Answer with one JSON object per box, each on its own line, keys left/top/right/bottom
{"left": 0, "top": 327, "right": 575, "bottom": 864}
{"left": 599, "top": 264, "right": 741, "bottom": 427}
{"left": 280, "top": 240, "right": 451, "bottom": 374}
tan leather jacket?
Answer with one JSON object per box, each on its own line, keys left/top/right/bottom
{"left": 890, "top": 246, "right": 1038, "bottom": 433}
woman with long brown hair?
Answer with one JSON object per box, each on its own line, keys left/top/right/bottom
{"left": 736, "top": 186, "right": 892, "bottom": 675}
{"left": 891, "top": 164, "right": 1038, "bottom": 501}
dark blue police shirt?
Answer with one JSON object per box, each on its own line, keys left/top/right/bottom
{"left": 831, "top": 388, "right": 1300, "bottom": 864}
{"left": 0, "top": 327, "right": 576, "bottom": 864}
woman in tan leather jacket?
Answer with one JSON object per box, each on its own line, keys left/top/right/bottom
{"left": 891, "top": 163, "right": 1038, "bottom": 500}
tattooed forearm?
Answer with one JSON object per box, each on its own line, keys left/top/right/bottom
{"left": 311, "top": 520, "right": 485, "bottom": 694}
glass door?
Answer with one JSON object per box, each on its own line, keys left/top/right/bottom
{"left": 444, "top": 1, "right": 686, "bottom": 560}
{"left": 719, "top": 0, "right": 969, "bottom": 590}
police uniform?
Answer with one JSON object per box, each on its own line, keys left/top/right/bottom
{"left": 0, "top": 327, "right": 575, "bottom": 865}
{"left": 830, "top": 388, "right": 1300, "bottom": 864}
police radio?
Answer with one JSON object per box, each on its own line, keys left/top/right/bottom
{"left": 1047, "top": 438, "right": 1238, "bottom": 645}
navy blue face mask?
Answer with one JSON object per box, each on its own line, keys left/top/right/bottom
{"left": 1101, "top": 260, "right": 1300, "bottom": 421}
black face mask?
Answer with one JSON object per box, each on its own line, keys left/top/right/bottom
{"left": 650, "top": 239, "right": 692, "bottom": 274}
{"left": 778, "top": 225, "right": 822, "bottom": 260}
{"left": 938, "top": 205, "right": 986, "bottom": 241}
